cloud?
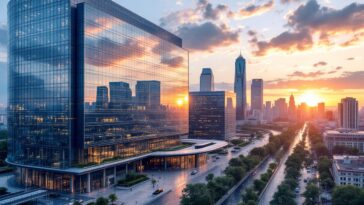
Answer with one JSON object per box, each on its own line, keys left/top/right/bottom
{"left": 177, "top": 22, "right": 240, "bottom": 52}
{"left": 288, "top": 70, "right": 325, "bottom": 78}
{"left": 266, "top": 71, "right": 364, "bottom": 89}
{"left": 161, "top": 56, "right": 184, "bottom": 68}
{"left": 252, "top": 29, "right": 313, "bottom": 56}
{"left": 347, "top": 57, "right": 355, "bottom": 61}
{"left": 280, "top": 0, "right": 301, "bottom": 4}
{"left": 313, "top": 61, "right": 327, "bottom": 67}
{"left": 234, "top": 1, "right": 274, "bottom": 19}
{"left": 250, "top": 0, "right": 364, "bottom": 56}
{"left": 336, "top": 66, "right": 343, "bottom": 70}
{"left": 203, "top": 3, "right": 229, "bottom": 20}
{"left": 287, "top": 1, "right": 364, "bottom": 36}
{"left": 86, "top": 38, "right": 145, "bottom": 67}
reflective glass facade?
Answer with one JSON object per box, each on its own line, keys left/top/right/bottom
{"left": 189, "top": 91, "right": 236, "bottom": 141}
{"left": 8, "top": 0, "right": 73, "bottom": 168}
{"left": 78, "top": 2, "right": 188, "bottom": 164}
{"left": 8, "top": 0, "right": 188, "bottom": 169}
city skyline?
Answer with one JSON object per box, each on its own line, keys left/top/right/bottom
{"left": 0, "top": 0, "right": 364, "bottom": 108}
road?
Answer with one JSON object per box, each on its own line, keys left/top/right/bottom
{"left": 151, "top": 130, "right": 280, "bottom": 205}
{"left": 258, "top": 124, "right": 306, "bottom": 205}
{"left": 222, "top": 157, "right": 275, "bottom": 205}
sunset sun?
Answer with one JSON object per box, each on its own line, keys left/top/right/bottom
{"left": 298, "top": 91, "right": 323, "bottom": 106}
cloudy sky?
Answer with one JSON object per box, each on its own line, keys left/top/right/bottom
{"left": 0, "top": 0, "right": 363, "bottom": 108}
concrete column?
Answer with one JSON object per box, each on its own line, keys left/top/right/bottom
{"left": 103, "top": 169, "right": 106, "bottom": 187}
{"left": 164, "top": 157, "right": 167, "bottom": 170}
{"left": 86, "top": 173, "right": 91, "bottom": 193}
{"left": 126, "top": 164, "right": 128, "bottom": 175}
{"left": 195, "top": 154, "right": 199, "bottom": 168}
{"left": 114, "top": 166, "right": 117, "bottom": 184}
{"left": 70, "top": 175, "right": 74, "bottom": 193}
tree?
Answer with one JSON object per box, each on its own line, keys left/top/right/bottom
{"left": 253, "top": 179, "right": 265, "bottom": 193}
{"left": 108, "top": 194, "right": 117, "bottom": 205}
{"left": 332, "top": 185, "right": 364, "bottom": 205}
{"left": 250, "top": 147, "right": 266, "bottom": 158}
{"left": 205, "top": 173, "right": 214, "bottom": 182}
{"left": 242, "top": 188, "right": 258, "bottom": 203}
{"left": 224, "top": 166, "right": 245, "bottom": 182}
{"left": 270, "top": 184, "right": 296, "bottom": 205}
{"left": 0, "top": 187, "right": 7, "bottom": 195}
{"left": 303, "top": 183, "right": 319, "bottom": 205}
{"left": 181, "top": 183, "right": 213, "bottom": 205}
{"left": 151, "top": 178, "right": 157, "bottom": 188}
{"left": 95, "top": 197, "right": 109, "bottom": 205}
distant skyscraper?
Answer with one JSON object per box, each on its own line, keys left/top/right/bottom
{"left": 234, "top": 54, "right": 246, "bottom": 120}
{"left": 273, "top": 98, "right": 287, "bottom": 120}
{"left": 288, "top": 94, "right": 296, "bottom": 121}
{"left": 338, "top": 97, "right": 359, "bottom": 130}
{"left": 136, "top": 81, "right": 161, "bottom": 108}
{"left": 109, "top": 82, "right": 132, "bottom": 109}
{"left": 317, "top": 102, "right": 325, "bottom": 119}
{"left": 264, "top": 101, "right": 273, "bottom": 122}
{"left": 200, "top": 68, "right": 214, "bottom": 91}
{"left": 96, "top": 86, "right": 109, "bottom": 109}
{"left": 251, "top": 79, "right": 263, "bottom": 112}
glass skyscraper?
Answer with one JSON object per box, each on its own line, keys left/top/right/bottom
{"left": 234, "top": 54, "right": 246, "bottom": 120}
{"left": 189, "top": 91, "right": 236, "bottom": 141}
{"left": 7, "top": 0, "right": 189, "bottom": 192}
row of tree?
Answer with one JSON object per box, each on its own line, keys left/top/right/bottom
{"left": 270, "top": 128, "right": 309, "bottom": 205}
{"left": 76, "top": 194, "right": 118, "bottom": 205}
{"left": 239, "top": 162, "right": 278, "bottom": 205}
{"left": 180, "top": 124, "right": 302, "bottom": 205}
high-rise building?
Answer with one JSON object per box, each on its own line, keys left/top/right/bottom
{"left": 251, "top": 79, "right": 263, "bottom": 112}
{"left": 200, "top": 68, "right": 214, "bottom": 92}
{"left": 234, "top": 54, "right": 247, "bottom": 120}
{"left": 136, "top": 81, "right": 161, "bottom": 109}
{"left": 7, "top": 0, "right": 200, "bottom": 193}
{"left": 109, "top": 82, "right": 132, "bottom": 109}
{"left": 317, "top": 102, "right": 325, "bottom": 119}
{"left": 264, "top": 101, "right": 273, "bottom": 122}
{"left": 297, "top": 103, "right": 308, "bottom": 121}
{"left": 96, "top": 86, "right": 109, "bottom": 109}
{"left": 338, "top": 97, "right": 359, "bottom": 130}
{"left": 273, "top": 98, "right": 287, "bottom": 120}
{"left": 288, "top": 94, "right": 296, "bottom": 121}
{"left": 189, "top": 91, "right": 236, "bottom": 141}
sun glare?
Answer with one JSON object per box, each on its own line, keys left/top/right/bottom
{"left": 298, "top": 91, "right": 323, "bottom": 107}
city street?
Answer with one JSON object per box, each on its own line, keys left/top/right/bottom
{"left": 258, "top": 124, "right": 306, "bottom": 205}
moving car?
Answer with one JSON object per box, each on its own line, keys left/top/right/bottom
{"left": 191, "top": 170, "right": 198, "bottom": 175}
{"left": 153, "top": 189, "right": 163, "bottom": 195}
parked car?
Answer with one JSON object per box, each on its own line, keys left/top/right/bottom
{"left": 153, "top": 189, "right": 163, "bottom": 195}
{"left": 295, "top": 187, "right": 300, "bottom": 194}
{"left": 191, "top": 170, "right": 198, "bottom": 175}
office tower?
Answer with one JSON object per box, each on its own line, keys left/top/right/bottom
{"left": 317, "top": 102, "right": 325, "bottom": 119}
{"left": 297, "top": 103, "right": 308, "bottom": 121}
{"left": 264, "top": 101, "right": 272, "bottom": 122}
{"left": 326, "top": 110, "right": 334, "bottom": 121}
{"left": 189, "top": 91, "right": 236, "bottom": 141}
{"left": 7, "top": 0, "right": 192, "bottom": 193}
{"left": 251, "top": 79, "right": 263, "bottom": 111}
{"left": 234, "top": 54, "right": 247, "bottom": 120}
{"left": 338, "top": 97, "right": 359, "bottom": 130}
{"left": 200, "top": 68, "right": 214, "bottom": 91}
{"left": 96, "top": 86, "right": 109, "bottom": 109}
{"left": 288, "top": 94, "right": 296, "bottom": 121}
{"left": 109, "top": 82, "right": 132, "bottom": 109}
{"left": 273, "top": 98, "right": 287, "bottom": 120}
{"left": 136, "top": 81, "right": 161, "bottom": 109}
